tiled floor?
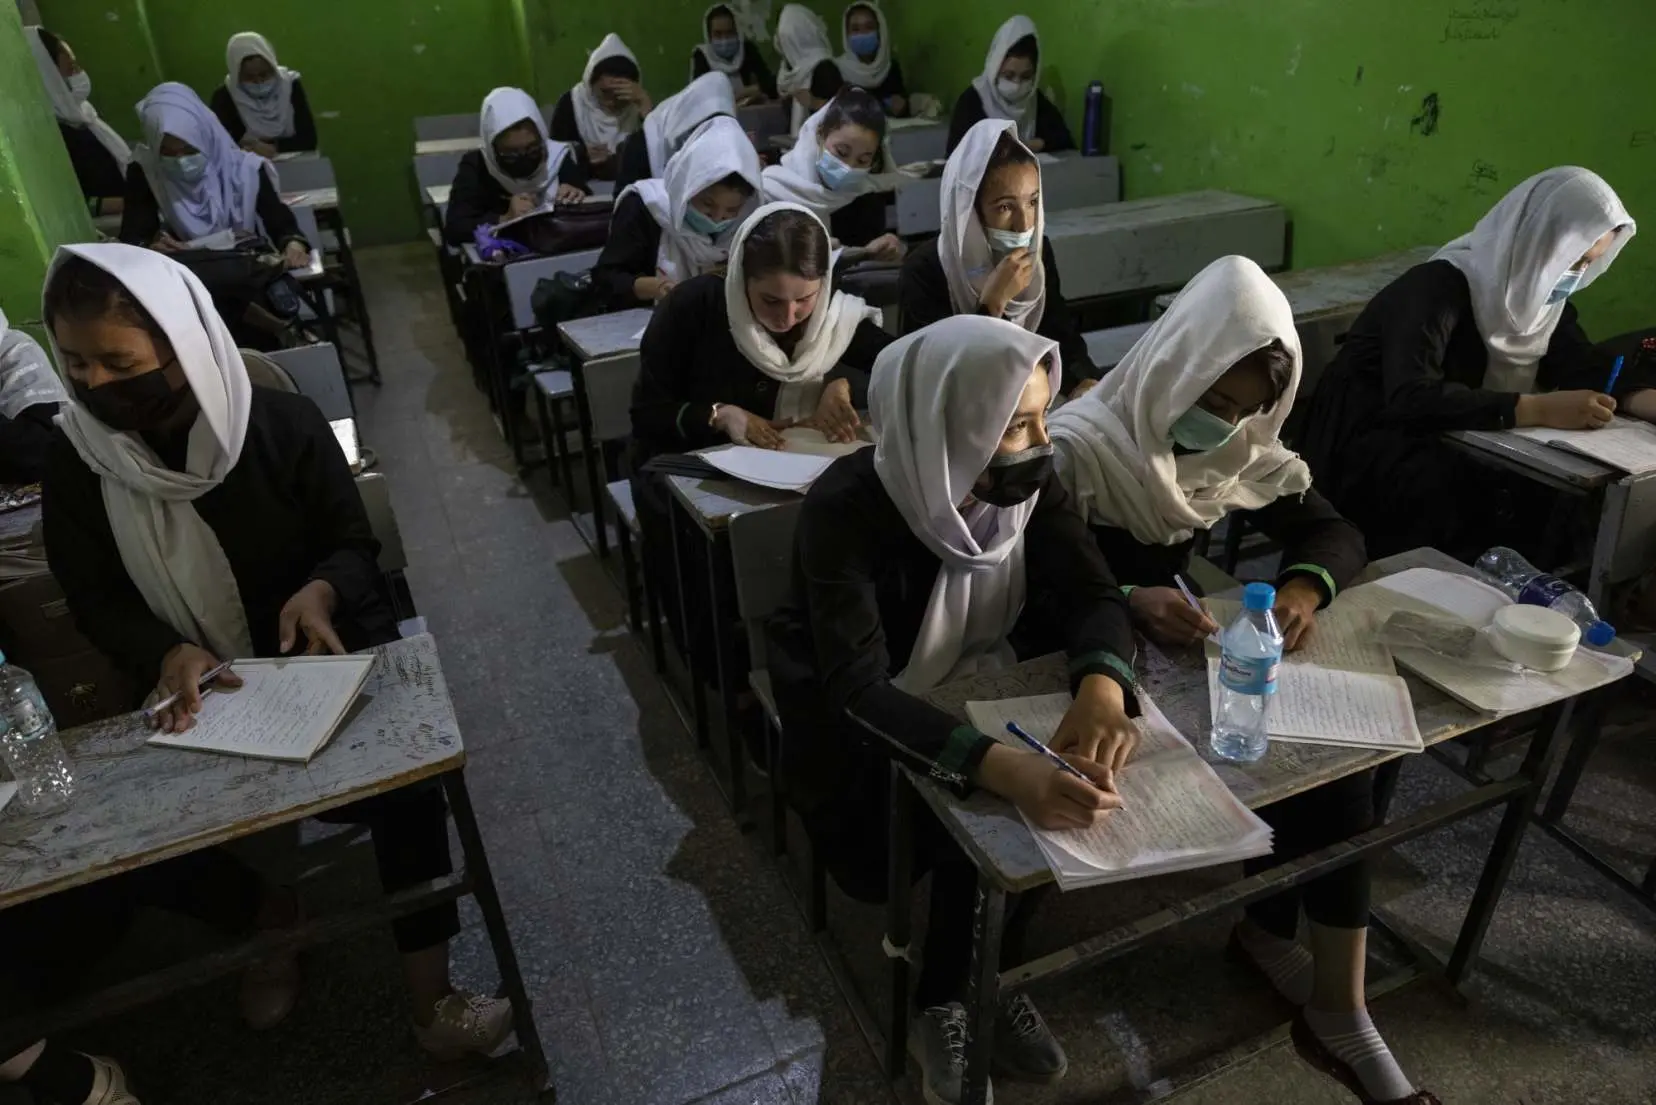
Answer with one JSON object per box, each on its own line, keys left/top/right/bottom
{"left": 36, "top": 244, "right": 1656, "bottom": 1105}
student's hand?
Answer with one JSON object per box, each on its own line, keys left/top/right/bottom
{"left": 1050, "top": 674, "right": 1138, "bottom": 781}
{"left": 151, "top": 232, "right": 186, "bottom": 254}
{"left": 976, "top": 743, "right": 1122, "bottom": 830}
{"left": 1129, "top": 586, "right": 1220, "bottom": 647}
{"left": 980, "top": 248, "right": 1036, "bottom": 318}
{"left": 278, "top": 579, "right": 346, "bottom": 656}
{"left": 1069, "top": 377, "right": 1100, "bottom": 399}
{"left": 736, "top": 86, "right": 765, "bottom": 107}
{"left": 555, "top": 183, "right": 586, "bottom": 205}
{"left": 1619, "top": 388, "right": 1656, "bottom": 423}
{"left": 1516, "top": 390, "right": 1616, "bottom": 430}
{"left": 1273, "top": 577, "right": 1324, "bottom": 653}
{"left": 865, "top": 233, "right": 904, "bottom": 262}
{"left": 507, "top": 192, "right": 539, "bottom": 219}
{"left": 626, "top": 83, "right": 653, "bottom": 115}
{"left": 634, "top": 276, "right": 676, "bottom": 302}
{"left": 153, "top": 643, "right": 245, "bottom": 734}
{"left": 885, "top": 94, "right": 908, "bottom": 117}
{"left": 1027, "top": 137, "right": 1047, "bottom": 153}
{"left": 712, "top": 405, "right": 792, "bottom": 448}
{"left": 588, "top": 143, "right": 614, "bottom": 165}
{"left": 242, "top": 137, "right": 278, "bottom": 159}
{"left": 282, "top": 241, "right": 312, "bottom": 270}
{"left": 803, "top": 378, "right": 860, "bottom": 443}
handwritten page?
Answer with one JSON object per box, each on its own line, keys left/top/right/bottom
{"left": 700, "top": 446, "right": 837, "bottom": 492}
{"left": 964, "top": 693, "right": 1272, "bottom": 890}
{"left": 1512, "top": 417, "right": 1656, "bottom": 476}
{"left": 1207, "top": 598, "right": 1394, "bottom": 676}
{"left": 148, "top": 654, "right": 376, "bottom": 763}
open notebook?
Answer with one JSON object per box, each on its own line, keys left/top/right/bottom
{"left": 1511, "top": 417, "right": 1656, "bottom": 476}
{"left": 964, "top": 693, "right": 1272, "bottom": 891}
{"left": 147, "top": 654, "right": 376, "bottom": 763}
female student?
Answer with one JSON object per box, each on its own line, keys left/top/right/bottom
{"left": 1048, "top": 255, "right": 1438, "bottom": 1105}
{"left": 765, "top": 315, "right": 1139, "bottom": 1105}
{"left": 614, "top": 71, "right": 736, "bottom": 196}
{"left": 900, "top": 119, "right": 1097, "bottom": 394}
{"left": 1302, "top": 166, "right": 1653, "bottom": 563}
{"left": 119, "top": 83, "right": 310, "bottom": 271}
{"left": 549, "top": 34, "right": 651, "bottom": 181}
{"left": 25, "top": 26, "right": 130, "bottom": 211}
{"left": 774, "top": 3, "right": 836, "bottom": 135}
{"left": 946, "top": 15, "right": 1073, "bottom": 156}
{"left": 38, "top": 243, "right": 515, "bottom": 1060}
{"left": 444, "top": 86, "right": 590, "bottom": 247}
{"left": 836, "top": 2, "right": 907, "bottom": 116}
{"left": 0, "top": 311, "right": 66, "bottom": 485}
{"left": 596, "top": 116, "right": 763, "bottom": 310}
{"left": 208, "top": 32, "right": 318, "bottom": 158}
{"left": 690, "top": 3, "right": 777, "bottom": 104}
{"left": 761, "top": 89, "right": 903, "bottom": 260}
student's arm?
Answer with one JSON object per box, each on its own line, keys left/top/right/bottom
{"left": 0, "top": 406, "right": 59, "bottom": 485}
{"left": 897, "top": 243, "right": 952, "bottom": 334}
{"left": 42, "top": 434, "right": 186, "bottom": 689}
{"left": 631, "top": 281, "right": 725, "bottom": 453}
{"left": 1376, "top": 264, "right": 1519, "bottom": 432}
{"left": 747, "top": 46, "right": 779, "bottom": 99}
{"left": 556, "top": 150, "right": 591, "bottom": 194}
{"left": 591, "top": 192, "right": 663, "bottom": 309}
{"left": 118, "top": 164, "right": 163, "bottom": 246}
{"left": 1250, "top": 487, "right": 1368, "bottom": 604}
{"left": 691, "top": 49, "right": 712, "bottom": 78}
{"left": 547, "top": 93, "right": 589, "bottom": 173}
{"left": 829, "top": 193, "right": 886, "bottom": 247}
{"left": 443, "top": 153, "right": 504, "bottom": 245}
{"left": 254, "top": 172, "right": 308, "bottom": 250}
{"left": 824, "top": 319, "right": 892, "bottom": 409}
{"left": 798, "top": 480, "right": 999, "bottom": 795}
{"left": 880, "top": 57, "right": 909, "bottom": 113}
{"left": 945, "top": 88, "right": 985, "bottom": 154}
{"left": 279, "top": 80, "right": 319, "bottom": 153}
{"left": 210, "top": 86, "right": 247, "bottom": 143}
{"left": 287, "top": 396, "right": 382, "bottom": 616}
{"left": 60, "top": 123, "right": 126, "bottom": 199}
{"left": 1036, "top": 93, "right": 1075, "bottom": 153}
{"left": 612, "top": 135, "right": 650, "bottom": 194}
{"left": 1039, "top": 237, "right": 1098, "bottom": 389}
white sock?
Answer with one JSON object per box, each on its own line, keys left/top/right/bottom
{"left": 1303, "top": 1005, "right": 1414, "bottom": 1102}
{"left": 1236, "top": 921, "right": 1314, "bottom": 1006}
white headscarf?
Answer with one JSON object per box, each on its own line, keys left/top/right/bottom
{"left": 836, "top": 2, "right": 891, "bottom": 90}
{"left": 133, "top": 83, "right": 273, "bottom": 244}
{"left": 479, "top": 87, "right": 573, "bottom": 205}
{"left": 0, "top": 310, "right": 67, "bottom": 422}
{"left": 774, "top": 4, "right": 834, "bottom": 134}
{"left": 1433, "top": 166, "right": 1636, "bottom": 394}
{"left": 972, "top": 15, "right": 1040, "bottom": 141}
{"left": 871, "top": 315, "right": 1059, "bottom": 692}
{"left": 643, "top": 72, "right": 736, "bottom": 177}
{"left": 45, "top": 244, "right": 254, "bottom": 660}
{"left": 621, "top": 116, "right": 762, "bottom": 283}
{"left": 762, "top": 97, "right": 892, "bottom": 217}
{"left": 571, "top": 34, "right": 643, "bottom": 156}
{"left": 692, "top": 3, "right": 745, "bottom": 82}
{"left": 223, "top": 32, "right": 299, "bottom": 141}
{"left": 941, "top": 119, "right": 1045, "bottom": 330}
{"left": 25, "top": 26, "right": 132, "bottom": 173}
{"left": 724, "top": 202, "right": 882, "bottom": 422}
{"left": 1049, "top": 255, "right": 1312, "bottom": 547}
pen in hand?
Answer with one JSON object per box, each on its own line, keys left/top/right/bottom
{"left": 1174, "top": 573, "right": 1220, "bottom": 643}
{"left": 143, "top": 660, "right": 235, "bottom": 724}
{"left": 1006, "top": 722, "right": 1101, "bottom": 788}
{"left": 1606, "top": 354, "right": 1625, "bottom": 396}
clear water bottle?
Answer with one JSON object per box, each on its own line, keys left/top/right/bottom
{"left": 1210, "top": 582, "right": 1282, "bottom": 764}
{"left": 0, "top": 651, "right": 74, "bottom": 814}
{"left": 1473, "top": 547, "right": 1616, "bottom": 647}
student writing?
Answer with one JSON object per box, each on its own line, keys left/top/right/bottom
{"left": 836, "top": 2, "right": 908, "bottom": 116}
{"left": 900, "top": 119, "right": 1097, "bottom": 395}
{"left": 209, "top": 32, "right": 318, "bottom": 158}
{"left": 1048, "top": 252, "right": 1432, "bottom": 1105}
{"left": 766, "top": 315, "right": 1139, "bottom": 1105}
{"left": 549, "top": 34, "right": 651, "bottom": 181}
{"left": 947, "top": 15, "right": 1073, "bottom": 156}
{"left": 25, "top": 26, "right": 131, "bottom": 213}
{"left": 1302, "top": 166, "right": 1653, "bottom": 562}
{"left": 690, "top": 3, "right": 777, "bottom": 104}
{"left": 444, "top": 86, "right": 589, "bottom": 248}
{"left": 614, "top": 71, "right": 736, "bottom": 196}
{"left": 762, "top": 89, "right": 903, "bottom": 260}
{"left": 773, "top": 3, "right": 837, "bottom": 135}
{"left": 596, "top": 116, "right": 763, "bottom": 310}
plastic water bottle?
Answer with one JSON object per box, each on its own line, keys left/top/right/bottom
{"left": 1081, "top": 80, "right": 1108, "bottom": 156}
{"left": 0, "top": 652, "right": 74, "bottom": 814}
{"left": 1473, "top": 547, "right": 1615, "bottom": 647}
{"left": 1210, "top": 582, "right": 1282, "bottom": 763}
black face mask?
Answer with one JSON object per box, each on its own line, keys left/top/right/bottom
{"left": 73, "top": 363, "right": 194, "bottom": 433}
{"left": 976, "top": 443, "right": 1054, "bottom": 507}
{"left": 497, "top": 146, "right": 546, "bottom": 179}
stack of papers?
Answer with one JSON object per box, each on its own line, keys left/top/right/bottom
{"left": 148, "top": 654, "right": 376, "bottom": 763}
{"left": 964, "top": 693, "right": 1273, "bottom": 891}
{"left": 1512, "top": 417, "right": 1656, "bottom": 475}
{"left": 700, "top": 447, "right": 837, "bottom": 492}
{"left": 1204, "top": 599, "right": 1423, "bottom": 752}
{"left": 779, "top": 427, "right": 871, "bottom": 457}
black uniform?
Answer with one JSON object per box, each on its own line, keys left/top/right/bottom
{"left": 117, "top": 163, "right": 307, "bottom": 251}
{"left": 946, "top": 89, "right": 1074, "bottom": 156}
{"left": 899, "top": 236, "right": 1097, "bottom": 393}
{"left": 689, "top": 44, "right": 778, "bottom": 99}
{"left": 57, "top": 122, "right": 126, "bottom": 201}
{"left": 843, "top": 57, "right": 908, "bottom": 111}
{"left": 548, "top": 92, "right": 640, "bottom": 182}
{"left": 209, "top": 80, "right": 319, "bottom": 154}
{"left": 591, "top": 191, "right": 663, "bottom": 311}
{"left": 441, "top": 149, "right": 591, "bottom": 246}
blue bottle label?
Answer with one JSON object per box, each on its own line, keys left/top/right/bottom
{"left": 1219, "top": 653, "right": 1279, "bottom": 696}
{"left": 1517, "top": 574, "right": 1572, "bottom": 608}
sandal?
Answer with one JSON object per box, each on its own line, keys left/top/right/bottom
{"left": 1289, "top": 1013, "right": 1442, "bottom": 1105}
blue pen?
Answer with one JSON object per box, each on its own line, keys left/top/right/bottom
{"left": 1005, "top": 721, "right": 1093, "bottom": 784}
{"left": 1606, "top": 354, "right": 1625, "bottom": 395}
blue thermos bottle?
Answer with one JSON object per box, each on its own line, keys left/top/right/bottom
{"left": 1082, "top": 80, "right": 1108, "bottom": 156}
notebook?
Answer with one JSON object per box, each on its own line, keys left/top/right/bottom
{"left": 1511, "top": 417, "right": 1656, "bottom": 476}
{"left": 964, "top": 692, "right": 1272, "bottom": 891}
{"left": 699, "top": 446, "right": 838, "bottom": 492}
{"left": 147, "top": 654, "right": 376, "bottom": 763}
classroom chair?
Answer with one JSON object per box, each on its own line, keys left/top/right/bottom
{"left": 605, "top": 477, "right": 666, "bottom": 673}
{"left": 413, "top": 113, "right": 477, "bottom": 142}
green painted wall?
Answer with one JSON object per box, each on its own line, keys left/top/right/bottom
{"left": 33, "top": 0, "right": 163, "bottom": 142}
{"left": 0, "top": 1, "right": 95, "bottom": 333}
{"left": 884, "top": 0, "right": 1656, "bottom": 336}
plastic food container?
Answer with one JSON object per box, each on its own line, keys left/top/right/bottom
{"left": 1489, "top": 605, "right": 1581, "bottom": 672}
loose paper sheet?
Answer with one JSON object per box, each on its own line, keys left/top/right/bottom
{"left": 780, "top": 427, "right": 872, "bottom": 458}
{"left": 1512, "top": 417, "right": 1656, "bottom": 476}
{"left": 700, "top": 446, "right": 837, "bottom": 492}
{"left": 147, "top": 654, "right": 375, "bottom": 763}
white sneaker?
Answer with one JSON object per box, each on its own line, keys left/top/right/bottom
{"left": 413, "top": 991, "right": 515, "bottom": 1061}
{"left": 83, "top": 1055, "right": 140, "bottom": 1105}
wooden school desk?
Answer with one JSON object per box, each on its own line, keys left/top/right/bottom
{"left": 894, "top": 151, "right": 1122, "bottom": 237}
{"left": 415, "top": 135, "right": 483, "bottom": 156}
{"left": 885, "top": 117, "right": 949, "bottom": 165}
{"left": 866, "top": 548, "right": 1630, "bottom": 1105}
{"left": 0, "top": 634, "right": 551, "bottom": 1099}
{"left": 283, "top": 172, "right": 382, "bottom": 385}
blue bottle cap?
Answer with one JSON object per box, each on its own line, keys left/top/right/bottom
{"left": 1242, "top": 582, "right": 1276, "bottom": 611}
{"left": 1585, "top": 620, "right": 1616, "bottom": 647}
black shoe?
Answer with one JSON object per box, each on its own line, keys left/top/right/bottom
{"left": 993, "top": 992, "right": 1067, "bottom": 1084}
